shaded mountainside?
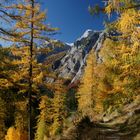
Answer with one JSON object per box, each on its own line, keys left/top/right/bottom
{"left": 37, "top": 40, "right": 71, "bottom": 63}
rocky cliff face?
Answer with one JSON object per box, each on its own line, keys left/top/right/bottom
{"left": 55, "top": 29, "right": 106, "bottom": 83}
{"left": 38, "top": 29, "right": 106, "bottom": 83}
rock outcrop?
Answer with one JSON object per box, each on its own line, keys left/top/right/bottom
{"left": 55, "top": 30, "right": 106, "bottom": 83}
{"left": 37, "top": 29, "right": 106, "bottom": 83}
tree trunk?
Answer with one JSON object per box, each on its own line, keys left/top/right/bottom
{"left": 28, "top": 0, "right": 34, "bottom": 139}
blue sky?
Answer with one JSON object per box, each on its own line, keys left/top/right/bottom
{"left": 41, "top": 0, "right": 106, "bottom": 43}
{"left": 0, "top": 0, "right": 106, "bottom": 46}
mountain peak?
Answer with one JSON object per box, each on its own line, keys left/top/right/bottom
{"left": 55, "top": 30, "right": 106, "bottom": 83}
{"left": 38, "top": 29, "right": 106, "bottom": 83}
{"left": 66, "top": 43, "right": 74, "bottom": 46}
{"left": 77, "top": 29, "right": 93, "bottom": 41}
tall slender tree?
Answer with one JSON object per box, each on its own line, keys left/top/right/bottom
{"left": 77, "top": 50, "right": 96, "bottom": 117}
{"left": 35, "top": 95, "right": 52, "bottom": 140}
{"left": 50, "top": 79, "right": 67, "bottom": 137}
{"left": 1, "top": 0, "right": 57, "bottom": 139}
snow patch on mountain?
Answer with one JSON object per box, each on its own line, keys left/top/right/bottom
{"left": 77, "top": 29, "right": 93, "bottom": 41}
{"left": 66, "top": 43, "right": 74, "bottom": 46}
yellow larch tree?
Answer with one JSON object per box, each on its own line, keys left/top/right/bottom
{"left": 49, "top": 79, "right": 67, "bottom": 137}
{"left": 104, "top": 0, "right": 140, "bottom": 101}
{"left": 1, "top": 0, "right": 57, "bottom": 139}
{"left": 87, "top": 0, "right": 140, "bottom": 114}
{"left": 91, "top": 0, "right": 140, "bottom": 113}
{"left": 35, "top": 95, "right": 52, "bottom": 140}
{"left": 77, "top": 50, "right": 96, "bottom": 117}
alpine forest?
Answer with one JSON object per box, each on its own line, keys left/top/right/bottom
{"left": 0, "top": 0, "right": 140, "bottom": 140}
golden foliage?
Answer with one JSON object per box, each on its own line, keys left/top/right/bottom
{"left": 50, "top": 80, "right": 67, "bottom": 136}
{"left": 5, "top": 127, "right": 28, "bottom": 140}
{"left": 77, "top": 13, "right": 139, "bottom": 114}
{"left": 77, "top": 50, "right": 96, "bottom": 116}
